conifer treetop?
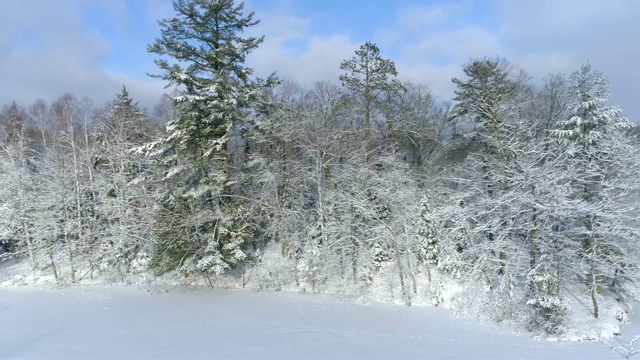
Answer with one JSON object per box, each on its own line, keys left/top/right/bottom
{"left": 147, "top": 0, "right": 262, "bottom": 94}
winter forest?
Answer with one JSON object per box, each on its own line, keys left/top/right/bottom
{"left": 1, "top": 0, "right": 639, "bottom": 337}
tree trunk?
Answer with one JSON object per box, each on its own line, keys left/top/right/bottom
{"left": 591, "top": 279, "right": 599, "bottom": 319}
{"left": 389, "top": 228, "right": 410, "bottom": 306}
{"left": 48, "top": 251, "right": 59, "bottom": 285}
{"left": 350, "top": 223, "right": 358, "bottom": 284}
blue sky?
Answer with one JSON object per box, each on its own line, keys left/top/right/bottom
{"left": 1, "top": 0, "right": 639, "bottom": 121}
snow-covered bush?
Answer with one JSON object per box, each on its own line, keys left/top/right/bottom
{"left": 251, "top": 245, "right": 296, "bottom": 291}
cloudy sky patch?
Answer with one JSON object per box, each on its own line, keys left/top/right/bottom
{"left": 1, "top": 0, "right": 638, "bottom": 120}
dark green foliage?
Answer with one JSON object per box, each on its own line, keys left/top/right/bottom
{"left": 143, "top": 0, "right": 275, "bottom": 280}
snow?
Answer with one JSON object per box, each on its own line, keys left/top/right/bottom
{"left": 1, "top": 285, "right": 636, "bottom": 359}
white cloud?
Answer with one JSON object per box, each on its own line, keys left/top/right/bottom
{"left": 396, "top": 62, "right": 461, "bottom": 102}
{"left": 373, "top": 3, "right": 504, "bottom": 99}
{"left": 379, "top": 1, "right": 640, "bottom": 120}
{"left": 250, "top": 34, "right": 357, "bottom": 87}
{"left": 247, "top": 8, "right": 358, "bottom": 87}
{"left": 247, "top": 2, "right": 496, "bottom": 94}
{"left": 0, "top": 0, "right": 168, "bottom": 110}
{"left": 403, "top": 26, "right": 503, "bottom": 64}
{"left": 516, "top": 53, "right": 574, "bottom": 79}
{"left": 395, "top": 4, "right": 458, "bottom": 30}
{"left": 494, "top": 0, "right": 640, "bottom": 120}
{"left": 2, "top": 0, "right": 638, "bottom": 121}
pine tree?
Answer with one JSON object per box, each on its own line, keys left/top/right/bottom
{"left": 448, "top": 57, "right": 524, "bottom": 279}
{"left": 451, "top": 57, "right": 521, "bottom": 153}
{"left": 552, "top": 63, "right": 636, "bottom": 319}
{"left": 0, "top": 102, "right": 27, "bottom": 146}
{"left": 339, "top": 42, "right": 404, "bottom": 157}
{"left": 142, "top": 0, "right": 275, "bottom": 281}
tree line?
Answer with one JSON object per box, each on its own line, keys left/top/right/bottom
{"left": 1, "top": 0, "right": 639, "bottom": 335}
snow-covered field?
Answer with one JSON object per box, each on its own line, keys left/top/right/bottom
{"left": 1, "top": 285, "right": 637, "bottom": 360}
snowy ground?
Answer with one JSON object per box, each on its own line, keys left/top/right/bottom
{"left": 1, "top": 285, "right": 638, "bottom": 359}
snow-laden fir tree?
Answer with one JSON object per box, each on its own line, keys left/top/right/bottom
{"left": 437, "top": 58, "right": 550, "bottom": 324}
{"left": 446, "top": 57, "right": 524, "bottom": 281}
{"left": 416, "top": 196, "right": 438, "bottom": 283}
{"left": 552, "top": 63, "right": 638, "bottom": 319}
{"left": 93, "top": 87, "right": 155, "bottom": 280}
{"left": 0, "top": 104, "right": 32, "bottom": 257}
{"left": 142, "top": 0, "right": 276, "bottom": 281}
{"left": 0, "top": 102, "right": 26, "bottom": 146}
{"left": 553, "top": 63, "right": 631, "bottom": 147}
{"left": 0, "top": 103, "right": 35, "bottom": 263}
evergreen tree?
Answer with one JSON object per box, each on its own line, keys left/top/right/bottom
{"left": 339, "top": 42, "right": 404, "bottom": 156}
{"left": 97, "top": 86, "right": 152, "bottom": 149}
{"left": 0, "top": 102, "right": 35, "bottom": 268}
{"left": 553, "top": 63, "right": 631, "bottom": 147}
{"left": 448, "top": 57, "right": 523, "bottom": 276}
{"left": 451, "top": 57, "right": 521, "bottom": 153}
{"left": 142, "top": 0, "right": 275, "bottom": 281}
{"left": 0, "top": 102, "right": 27, "bottom": 146}
{"left": 552, "top": 63, "right": 636, "bottom": 318}
{"left": 438, "top": 58, "right": 540, "bottom": 324}
{"left": 93, "top": 87, "right": 155, "bottom": 280}
{"left": 417, "top": 197, "right": 438, "bottom": 269}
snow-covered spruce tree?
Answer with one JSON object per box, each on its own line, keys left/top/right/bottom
{"left": 92, "top": 87, "right": 156, "bottom": 280}
{"left": 553, "top": 63, "right": 631, "bottom": 147}
{"left": 445, "top": 57, "right": 522, "bottom": 278}
{"left": 437, "top": 58, "right": 542, "bottom": 323}
{"left": 142, "top": 0, "right": 275, "bottom": 283}
{"left": 0, "top": 102, "right": 38, "bottom": 273}
{"left": 0, "top": 102, "right": 26, "bottom": 147}
{"left": 552, "top": 63, "right": 638, "bottom": 319}
{"left": 416, "top": 196, "right": 438, "bottom": 282}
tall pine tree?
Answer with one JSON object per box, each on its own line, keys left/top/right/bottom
{"left": 142, "top": 0, "right": 275, "bottom": 282}
{"left": 339, "top": 42, "right": 404, "bottom": 158}
{"left": 552, "top": 63, "right": 637, "bottom": 318}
